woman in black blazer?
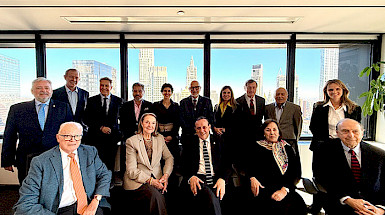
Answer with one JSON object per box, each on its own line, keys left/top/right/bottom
{"left": 309, "top": 79, "right": 361, "bottom": 214}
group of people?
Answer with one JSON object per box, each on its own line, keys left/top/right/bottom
{"left": 1, "top": 68, "right": 385, "bottom": 215}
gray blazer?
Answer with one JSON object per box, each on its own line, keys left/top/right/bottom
{"left": 265, "top": 101, "right": 303, "bottom": 141}
{"left": 123, "top": 134, "right": 174, "bottom": 190}
{"left": 14, "top": 144, "right": 112, "bottom": 215}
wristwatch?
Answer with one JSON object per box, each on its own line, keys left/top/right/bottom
{"left": 94, "top": 195, "right": 102, "bottom": 201}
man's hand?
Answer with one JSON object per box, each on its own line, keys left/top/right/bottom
{"left": 271, "top": 187, "right": 287, "bottom": 202}
{"left": 344, "top": 198, "right": 383, "bottom": 215}
{"left": 100, "top": 126, "right": 111, "bottom": 134}
{"left": 150, "top": 178, "right": 164, "bottom": 190}
{"left": 4, "top": 166, "right": 14, "bottom": 172}
{"left": 213, "top": 178, "right": 225, "bottom": 200}
{"left": 189, "top": 176, "right": 203, "bottom": 196}
{"left": 159, "top": 174, "right": 169, "bottom": 194}
{"left": 250, "top": 177, "right": 264, "bottom": 197}
{"left": 82, "top": 199, "right": 99, "bottom": 215}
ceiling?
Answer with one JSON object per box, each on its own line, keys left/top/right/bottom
{"left": 1, "top": 1, "right": 385, "bottom": 34}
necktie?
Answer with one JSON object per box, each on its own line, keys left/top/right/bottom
{"left": 193, "top": 98, "right": 197, "bottom": 111}
{"left": 68, "top": 153, "right": 88, "bottom": 214}
{"left": 202, "top": 140, "right": 213, "bottom": 185}
{"left": 103, "top": 97, "right": 108, "bottom": 115}
{"left": 349, "top": 150, "right": 361, "bottom": 183}
{"left": 38, "top": 103, "right": 46, "bottom": 130}
{"left": 250, "top": 98, "right": 255, "bottom": 115}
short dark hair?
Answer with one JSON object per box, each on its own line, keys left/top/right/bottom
{"left": 65, "top": 68, "right": 79, "bottom": 76}
{"left": 195, "top": 116, "right": 210, "bottom": 126}
{"left": 245, "top": 79, "right": 257, "bottom": 87}
{"left": 100, "top": 77, "right": 112, "bottom": 84}
{"left": 261, "top": 119, "right": 282, "bottom": 141}
{"left": 161, "top": 83, "right": 174, "bottom": 92}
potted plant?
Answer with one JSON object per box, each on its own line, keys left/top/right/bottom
{"left": 359, "top": 61, "right": 385, "bottom": 116}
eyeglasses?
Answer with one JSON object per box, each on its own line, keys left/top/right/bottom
{"left": 189, "top": 86, "right": 201, "bottom": 90}
{"left": 59, "top": 134, "right": 83, "bottom": 141}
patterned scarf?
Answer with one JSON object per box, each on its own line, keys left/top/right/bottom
{"left": 257, "top": 139, "right": 288, "bottom": 175}
{"left": 143, "top": 138, "right": 153, "bottom": 162}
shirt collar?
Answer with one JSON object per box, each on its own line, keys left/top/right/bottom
{"left": 340, "top": 140, "right": 361, "bottom": 155}
{"left": 35, "top": 99, "right": 50, "bottom": 106}
{"left": 274, "top": 102, "right": 286, "bottom": 109}
{"left": 59, "top": 147, "right": 78, "bottom": 158}
{"left": 100, "top": 93, "right": 111, "bottom": 99}
{"left": 191, "top": 95, "right": 199, "bottom": 101}
{"left": 245, "top": 94, "right": 255, "bottom": 102}
{"left": 65, "top": 85, "right": 78, "bottom": 93}
{"left": 323, "top": 100, "right": 347, "bottom": 111}
{"left": 200, "top": 134, "right": 211, "bottom": 144}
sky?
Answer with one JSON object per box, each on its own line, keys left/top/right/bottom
{"left": 0, "top": 47, "right": 322, "bottom": 100}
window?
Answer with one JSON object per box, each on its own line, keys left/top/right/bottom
{"left": 0, "top": 46, "right": 36, "bottom": 135}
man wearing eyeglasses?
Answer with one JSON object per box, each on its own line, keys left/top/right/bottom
{"left": 179, "top": 80, "right": 214, "bottom": 147}
{"left": 14, "top": 122, "right": 111, "bottom": 215}
{"left": 316, "top": 118, "right": 385, "bottom": 215}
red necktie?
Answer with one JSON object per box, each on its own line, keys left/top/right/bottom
{"left": 349, "top": 150, "right": 361, "bottom": 183}
{"left": 250, "top": 98, "right": 255, "bottom": 115}
{"left": 68, "top": 153, "right": 88, "bottom": 214}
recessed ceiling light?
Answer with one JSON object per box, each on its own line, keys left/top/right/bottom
{"left": 177, "top": 11, "right": 185, "bottom": 16}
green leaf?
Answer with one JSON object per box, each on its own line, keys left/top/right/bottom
{"left": 374, "top": 63, "right": 381, "bottom": 72}
{"left": 359, "top": 67, "right": 371, "bottom": 77}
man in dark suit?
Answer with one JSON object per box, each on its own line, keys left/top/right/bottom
{"left": 181, "top": 117, "right": 231, "bottom": 215}
{"left": 119, "top": 82, "right": 152, "bottom": 141}
{"left": 84, "top": 77, "right": 122, "bottom": 172}
{"left": 14, "top": 122, "right": 111, "bottom": 215}
{"left": 317, "top": 118, "right": 385, "bottom": 215}
{"left": 52, "top": 68, "right": 89, "bottom": 130}
{"left": 265, "top": 87, "right": 302, "bottom": 155}
{"left": 236, "top": 79, "right": 265, "bottom": 141}
{"left": 179, "top": 80, "right": 214, "bottom": 147}
{"left": 1, "top": 77, "right": 73, "bottom": 184}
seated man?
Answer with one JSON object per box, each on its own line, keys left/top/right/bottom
{"left": 317, "top": 118, "right": 385, "bottom": 215}
{"left": 14, "top": 122, "right": 112, "bottom": 215}
{"left": 181, "top": 116, "right": 231, "bottom": 215}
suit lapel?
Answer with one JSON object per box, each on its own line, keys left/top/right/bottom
{"left": 29, "top": 100, "right": 42, "bottom": 131}
{"left": 75, "top": 88, "right": 83, "bottom": 115}
{"left": 77, "top": 146, "right": 89, "bottom": 195}
{"left": 107, "top": 95, "right": 114, "bottom": 116}
{"left": 280, "top": 104, "right": 290, "bottom": 123}
{"left": 45, "top": 99, "right": 56, "bottom": 131}
{"left": 61, "top": 87, "right": 70, "bottom": 104}
{"left": 49, "top": 147, "right": 64, "bottom": 200}
{"left": 360, "top": 142, "right": 370, "bottom": 184}
{"left": 151, "top": 136, "right": 158, "bottom": 167}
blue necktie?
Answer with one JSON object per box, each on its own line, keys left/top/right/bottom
{"left": 38, "top": 103, "right": 46, "bottom": 130}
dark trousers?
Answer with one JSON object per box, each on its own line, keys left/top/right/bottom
{"left": 126, "top": 184, "right": 168, "bottom": 215}
{"left": 58, "top": 202, "right": 103, "bottom": 215}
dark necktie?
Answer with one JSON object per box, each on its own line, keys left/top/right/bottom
{"left": 250, "top": 98, "right": 255, "bottom": 115}
{"left": 193, "top": 98, "right": 197, "bottom": 111}
{"left": 103, "top": 97, "right": 108, "bottom": 116}
{"left": 202, "top": 140, "right": 213, "bottom": 185}
{"left": 349, "top": 150, "right": 361, "bottom": 183}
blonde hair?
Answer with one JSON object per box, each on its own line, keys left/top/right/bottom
{"left": 321, "top": 79, "right": 357, "bottom": 114}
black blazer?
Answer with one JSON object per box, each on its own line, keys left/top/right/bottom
{"left": 119, "top": 99, "right": 152, "bottom": 141}
{"left": 83, "top": 94, "right": 123, "bottom": 143}
{"left": 317, "top": 140, "right": 385, "bottom": 213}
{"left": 52, "top": 86, "right": 89, "bottom": 125}
{"left": 179, "top": 95, "right": 214, "bottom": 137}
{"left": 181, "top": 135, "right": 231, "bottom": 184}
{"left": 150, "top": 100, "right": 180, "bottom": 139}
{"left": 1, "top": 99, "right": 73, "bottom": 168}
{"left": 309, "top": 102, "right": 362, "bottom": 151}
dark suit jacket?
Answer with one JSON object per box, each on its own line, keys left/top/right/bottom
{"left": 317, "top": 140, "right": 385, "bottom": 214}
{"left": 14, "top": 145, "right": 111, "bottom": 214}
{"left": 181, "top": 135, "right": 231, "bottom": 184}
{"left": 179, "top": 95, "right": 214, "bottom": 137}
{"left": 236, "top": 94, "right": 265, "bottom": 140}
{"left": 119, "top": 99, "right": 152, "bottom": 141}
{"left": 1, "top": 99, "right": 73, "bottom": 169}
{"left": 265, "top": 101, "right": 303, "bottom": 141}
{"left": 83, "top": 94, "right": 123, "bottom": 145}
{"left": 52, "top": 86, "right": 89, "bottom": 125}
{"left": 309, "top": 102, "right": 362, "bottom": 151}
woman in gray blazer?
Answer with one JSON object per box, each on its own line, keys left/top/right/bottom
{"left": 123, "top": 113, "right": 174, "bottom": 215}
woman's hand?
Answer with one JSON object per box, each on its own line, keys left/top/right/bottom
{"left": 164, "top": 136, "right": 172, "bottom": 143}
{"left": 271, "top": 187, "right": 288, "bottom": 201}
{"left": 214, "top": 127, "right": 224, "bottom": 135}
{"left": 250, "top": 177, "right": 264, "bottom": 197}
{"left": 148, "top": 178, "right": 164, "bottom": 190}
{"left": 159, "top": 174, "right": 169, "bottom": 194}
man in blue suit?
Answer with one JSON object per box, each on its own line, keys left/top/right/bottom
{"left": 52, "top": 68, "right": 89, "bottom": 131}
{"left": 1, "top": 77, "right": 73, "bottom": 184}
{"left": 14, "top": 122, "right": 112, "bottom": 215}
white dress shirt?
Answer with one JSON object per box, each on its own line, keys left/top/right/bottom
{"left": 245, "top": 94, "right": 256, "bottom": 113}
{"left": 100, "top": 93, "right": 111, "bottom": 113}
{"left": 274, "top": 102, "right": 286, "bottom": 122}
{"left": 58, "top": 148, "right": 80, "bottom": 209}
{"left": 65, "top": 85, "right": 78, "bottom": 115}
{"left": 197, "top": 135, "right": 215, "bottom": 176}
{"left": 324, "top": 101, "right": 346, "bottom": 138}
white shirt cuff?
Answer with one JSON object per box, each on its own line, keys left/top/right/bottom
{"left": 340, "top": 196, "right": 351, "bottom": 205}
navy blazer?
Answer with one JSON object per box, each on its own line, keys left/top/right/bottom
{"left": 309, "top": 102, "right": 362, "bottom": 151}
{"left": 52, "top": 86, "right": 89, "bottom": 124}
{"left": 14, "top": 145, "right": 111, "bottom": 214}
{"left": 1, "top": 99, "right": 73, "bottom": 168}
{"left": 181, "top": 135, "right": 231, "bottom": 184}
{"left": 119, "top": 99, "right": 152, "bottom": 141}
{"left": 179, "top": 95, "right": 214, "bottom": 136}
{"left": 317, "top": 140, "right": 385, "bottom": 213}
{"left": 83, "top": 94, "right": 123, "bottom": 143}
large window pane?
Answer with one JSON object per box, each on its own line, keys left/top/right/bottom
{"left": 127, "top": 44, "right": 204, "bottom": 103}
{"left": 296, "top": 44, "right": 371, "bottom": 137}
{"left": 46, "top": 44, "right": 121, "bottom": 97}
{"left": 0, "top": 47, "right": 36, "bottom": 135}
{"left": 211, "top": 44, "right": 287, "bottom": 106}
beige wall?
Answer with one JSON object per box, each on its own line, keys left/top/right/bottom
{"left": 0, "top": 142, "right": 20, "bottom": 185}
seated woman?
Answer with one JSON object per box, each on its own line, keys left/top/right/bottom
{"left": 123, "top": 113, "right": 174, "bottom": 215}
{"left": 245, "top": 119, "right": 307, "bottom": 215}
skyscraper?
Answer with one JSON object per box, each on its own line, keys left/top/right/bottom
{"left": 74, "top": 60, "right": 118, "bottom": 96}
{"left": 320, "top": 48, "right": 339, "bottom": 99}
{"left": 186, "top": 56, "right": 197, "bottom": 87}
{"left": 276, "top": 68, "right": 299, "bottom": 104}
{"left": 251, "top": 64, "right": 263, "bottom": 96}
{"left": 0, "top": 54, "right": 20, "bottom": 101}
{"left": 150, "top": 66, "right": 167, "bottom": 102}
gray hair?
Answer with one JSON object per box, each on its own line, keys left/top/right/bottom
{"left": 58, "top": 122, "right": 83, "bottom": 135}
{"left": 31, "top": 77, "right": 52, "bottom": 91}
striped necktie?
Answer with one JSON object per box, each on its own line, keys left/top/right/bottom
{"left": 68, "top": 153, "right": 88, "bottom": 214}
{"left": 202, "top": 140, "right": 213, "bottom": 185}
{"left": 38, "top": 103, "right": 46, "bottom": 130}
{"left": 349, "top": 150, "right": 361, "bottom": 183}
